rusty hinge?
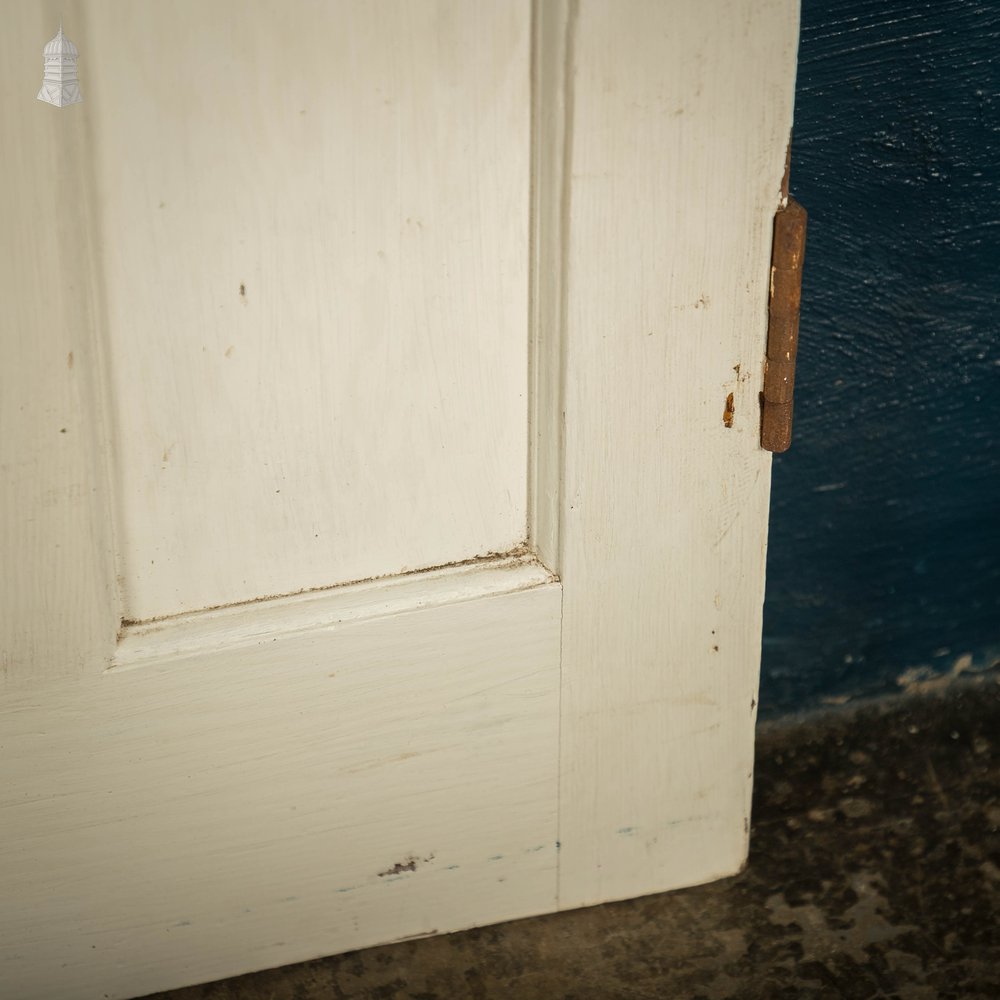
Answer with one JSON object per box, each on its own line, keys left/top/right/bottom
{"left": 760, "top": 195, "right": 807, "bottom": 453}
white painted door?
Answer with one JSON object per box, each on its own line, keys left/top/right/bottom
{"left": 0, "top": 2, "right": 800, "bottom": 998}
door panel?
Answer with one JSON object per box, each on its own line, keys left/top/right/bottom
{"left": 2, "top": 565, "right": 561, "bottom": 1000}
{"left": 85, "top": 0, "right": 531, "bottom": 620}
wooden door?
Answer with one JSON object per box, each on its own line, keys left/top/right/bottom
{"left": 0, "top": 2, "right": 800, "bottom": 997}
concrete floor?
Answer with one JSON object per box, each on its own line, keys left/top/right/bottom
{"left": 147, "top": 678, "right": 1000, "bottom": 1000}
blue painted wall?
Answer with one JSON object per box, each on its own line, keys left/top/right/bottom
{"left": 760, "top": 0, "right": 1000, "bottom": 716}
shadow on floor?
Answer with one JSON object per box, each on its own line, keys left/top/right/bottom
{"left": 148, "top": 679, "right": 1000, "bottom": 1000}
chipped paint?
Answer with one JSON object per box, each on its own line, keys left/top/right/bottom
{"left": 377, "top": 858, "right": 418, "bottom": 878}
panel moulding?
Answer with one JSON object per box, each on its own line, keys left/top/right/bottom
{"left": 110, "top": 552, "right": 558, "bottom": 673}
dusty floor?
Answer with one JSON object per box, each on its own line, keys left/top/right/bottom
{"left": 148, "top": 679, "right": 1000, "bottom": 1000}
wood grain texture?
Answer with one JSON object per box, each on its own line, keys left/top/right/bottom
{"left": 556, "top": 0, "right": 799, "bottom": 908}
{"left": 0, "top": 576, "right": 561, "bottom": 1000}
{"left": 0, "top": 1, "right": 119, "bottom": 689}
{"left": 81, "top": 0, "right": 531, "bottom": 620}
